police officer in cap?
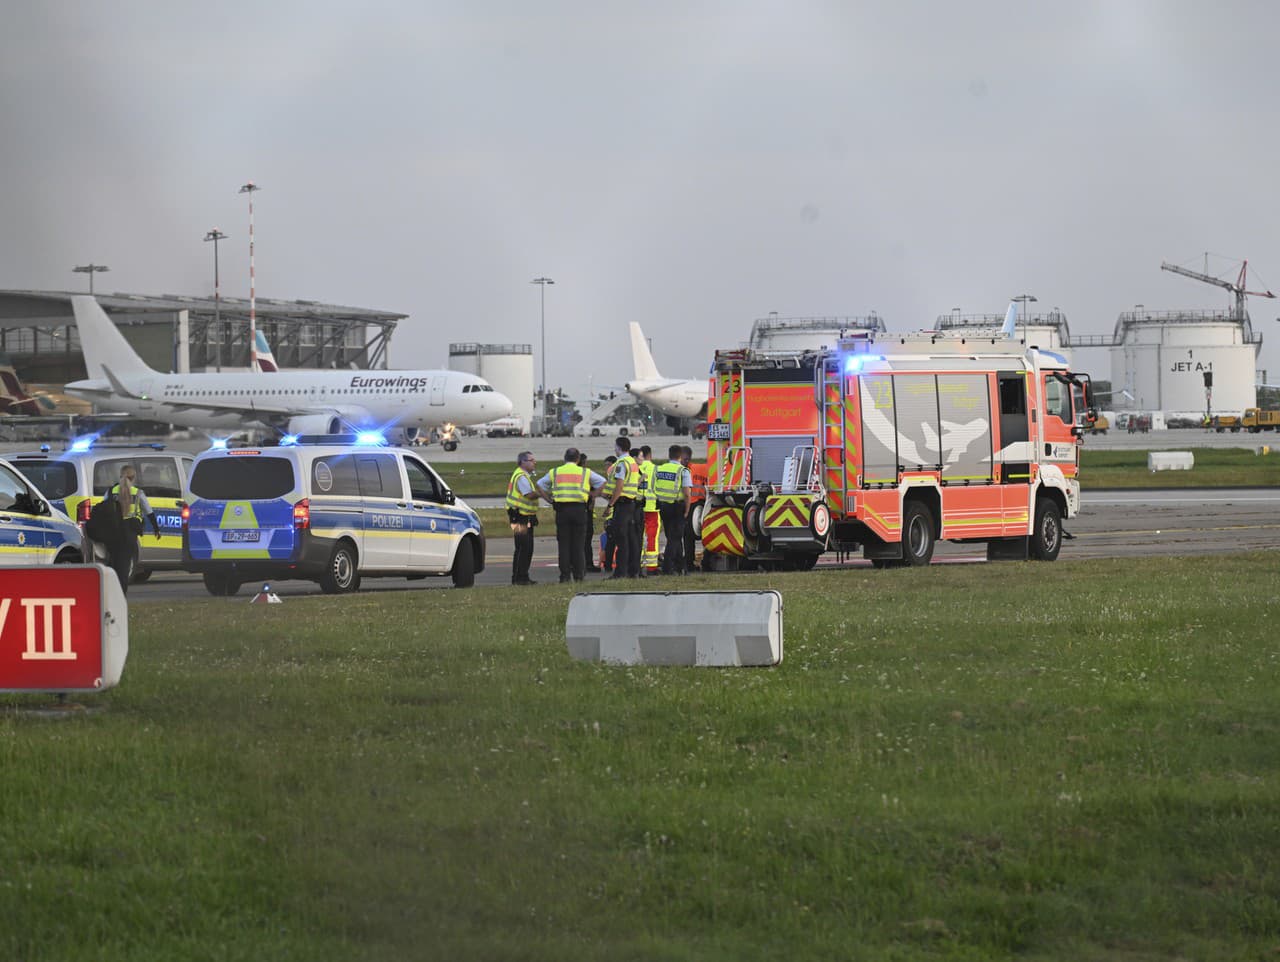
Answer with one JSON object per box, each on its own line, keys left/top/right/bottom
{"left": 537, "top": 447, "right": 606, "bottom": 583}
{"left": 605, "top": 436, "right": 642, "bottom": 578}
{"left": 505, "top": 451, "right": 541, "bottom": 585}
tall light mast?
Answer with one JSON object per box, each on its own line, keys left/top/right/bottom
{"left": 239, "top": 182, "right": 262, "bottom": 370}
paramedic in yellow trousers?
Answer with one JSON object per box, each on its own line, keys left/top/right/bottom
{"left": 537, "top": 447, "right": 606, "bottom": 583}
{"left": 653, "top": 444, "right": 692, "bottom": 575}
{"left": 637, "top": 444, "right": 661, "bottom": 573}
{"left": 505, "top": 451, "right": 540, "bottom": 585}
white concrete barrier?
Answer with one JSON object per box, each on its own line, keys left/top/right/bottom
{"left": 566, "top": 590, "right": 783, "bottom": 667}
{"left": 1148, "top": 451, "right": 1194, "bottom": 472}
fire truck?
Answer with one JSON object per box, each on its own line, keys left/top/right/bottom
{"left": 698, "top": 329, "right": 1095, "bottom": 570}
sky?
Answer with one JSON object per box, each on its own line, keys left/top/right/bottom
{"left": 3, "top": 0, "right": 1280, "bottom": 396}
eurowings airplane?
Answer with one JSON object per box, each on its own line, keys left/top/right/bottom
{"left": 64, "top": 296, "right": 512, "bottom": 441}
{"left": 624, "top": 322, "right": 709, "bottom": 424}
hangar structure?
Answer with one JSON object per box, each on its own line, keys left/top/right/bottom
{"left": 0, "top": 290, "right": 406, "bottom": 384}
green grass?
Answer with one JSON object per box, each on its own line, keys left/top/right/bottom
{"left": 1081, "top": 447, "right": 1280, "bottom": 488}
{"left": 3, "top": 556, "right": 1278, "bottom": 960}
{"left": 445, "top": 449, "right": 1280, "bottom": 502}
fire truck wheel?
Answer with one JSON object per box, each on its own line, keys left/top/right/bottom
{"left": 1031, "top": 498, "right": 1063, "bottom": 561}
{"left": 902, "top": 501, "right": 935, "bottom": 566}
{"left": 691, "top": 503, "right": 704, "bottom": 537}
{"left": 793, "top": 552, "right": 819, "bottom": 571}
{"left": 743, "top": 501, "right": 762, "bottom": 538}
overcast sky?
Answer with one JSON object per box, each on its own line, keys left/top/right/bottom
{"left": 3, "top": 1, "right": 1279, "bottom": 394}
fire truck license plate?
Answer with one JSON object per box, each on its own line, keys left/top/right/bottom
{"left": 706, "top": 422, "right": 732, "bottom": 441}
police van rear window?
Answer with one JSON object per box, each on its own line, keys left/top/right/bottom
{"left": 12, "top": 460, "right": 77, "bottom": 501}
{"left": 190, "top": 456, "right": 296, "bottom": 501}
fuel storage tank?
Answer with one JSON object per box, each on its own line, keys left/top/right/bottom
{"left": 933, "top": 310, "right": 1074, "bottom": 365}
{"left": 1108, "top": 309, "right": 1260, "bottom": 415}
{"left": 448, "top": 342, "right": 534, "bottom": 430}
{"left": 748, "top": 315, "right": 886, "bottom": 352}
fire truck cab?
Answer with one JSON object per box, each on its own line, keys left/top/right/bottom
{"left": 700, "top": 330, "right": 1094, "bottom": 570}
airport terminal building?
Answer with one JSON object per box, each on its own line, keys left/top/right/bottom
{"left": 0, "top": 290, "right": 406, "bottom": 384}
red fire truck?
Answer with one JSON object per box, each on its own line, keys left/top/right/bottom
{"left": 698, "top": 329, "right": 1095, "bottom": 569}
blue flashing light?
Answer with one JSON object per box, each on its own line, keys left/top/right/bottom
{"left": 69, "top": 437, "right": 94, "bottom": 453}
{"left": 843, "top": 354, "right": 865, "bottom": 374}
{"left": 210, "top": 438, "right": 229, "bottom": 450}
{"left": 356, "top": 431, "right": 386, "bottom": 446}
{"left": 279, "top": 434, "right": 300, "bottom": 446}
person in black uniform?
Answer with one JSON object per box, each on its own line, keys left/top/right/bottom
{"left": 537, "top": 447, "right": 606, "bottom": 583}
{"left": 578, "top": 451, "right": 602, "bottom": 573}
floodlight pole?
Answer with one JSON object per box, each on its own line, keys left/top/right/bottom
{"left": 532, "top": 277, "right": 555, "bottom": 434}
{"left": 203, "top": 229, "right": 228, "bottom": 371}
{"left": 72, "top": 263, "right": 110, "bottom": 294}
{"left": 239, "top": 182, "right": 261, "bottom": 370}
{"left": 1012, "top": 293, "right": 1037, "bottom": 342}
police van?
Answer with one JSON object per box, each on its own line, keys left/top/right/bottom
{"left": 9, "top": 441, "right": 193, "bottom": 581}
{"left": 182, "top": 436, "right": 485, "bottom": 595}
{"left": 0, "top": 456, "right": 87, "bottom": 566}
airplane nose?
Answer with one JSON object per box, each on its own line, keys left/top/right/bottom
{"left": 490, "top": 391, "right": 514, "bottom": 418}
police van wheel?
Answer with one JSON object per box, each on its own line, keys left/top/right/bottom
{"left": 321, "top": 543, "right": 361, "bottom": 594}
{"left": 202, "top": 572, "right": 241, "bottom": 597}
{"left": 451, "top": 540, "right": 476, "bottom": 588}
{"left": 132, "top": 568, "right": 153, "bottom": 584}
{"left": 54, "top": 549, "right": 83, "bottom": 564}
{"left": 902, "top": 501, "right": 935, "bottom": 567}
{"left": 1030, "top": 498, "right": 1062, "bottom": 562}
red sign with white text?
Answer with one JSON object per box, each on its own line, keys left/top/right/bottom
{"left": 0, "top": 567, "right": 106, "bottom": 691}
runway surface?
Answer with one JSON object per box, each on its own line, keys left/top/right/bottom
{"left": 120, "top": 487, "right": 1278, "bottom": 601}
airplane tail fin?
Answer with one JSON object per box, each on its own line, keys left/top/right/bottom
{"left": 254, "top": 330, "right": 279, "bottom": 372}
{"left": 1001, "top": 303, "right": 1019, "bottom": 339}
{"left": 71, "top": 296, "right": 157, "bottom": 379}
{"left": 629, "top": 322, "right": 660, "bottom": 381}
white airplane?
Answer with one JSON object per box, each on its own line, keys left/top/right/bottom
{"left": 64, "top": 296, "right": 512, "bottom": 442}
{"left": 624, "top": 322, "right": 709, "bottom": 424}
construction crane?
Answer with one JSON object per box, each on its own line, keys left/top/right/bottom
{"left": 1160, "top": 257, "right": 1276, "bottom": 320}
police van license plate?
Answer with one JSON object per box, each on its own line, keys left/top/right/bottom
{"left": 222, "top": 530, "right": 261, "bottom": 543}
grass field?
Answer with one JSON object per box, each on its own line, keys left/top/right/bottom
{"left": 3, "top": 556, "right": 1278, "bottom": 960}
{"left": 442, "top": 448, "right": 1280, "bottom": 501}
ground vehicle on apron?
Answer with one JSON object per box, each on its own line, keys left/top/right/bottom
{"left": 182, "top": 435, "right": 485, "bottom": 595}
{"left": 0, "top": 456, "right": 86, "bottom": 566}
{"left": 698, "top": 329, "right": 1095, "bottom": 570}
{"left": 10, "top": 441, "right": 192, "bottom": 582}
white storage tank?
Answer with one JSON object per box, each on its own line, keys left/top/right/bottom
{"left": 933, "top": 310, "right": 1074, "bottom": 364}
{"left": 748, "top": 315, "right": 885, "bottom": 352}
{"left": 449, "top": 343, "right": 534, "bottom": 433}
{"left": 1108, "top": 309, "right": 1260, "bottom": 416}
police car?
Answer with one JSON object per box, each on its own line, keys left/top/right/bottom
{"left": 0, "top": 456, "right": 87, "bottom": 566}
{"left": 9, "top": 440, "right": 193, "bottom": 582}
{"left": 182, "top": 434, "right": 485, "bottom": 595}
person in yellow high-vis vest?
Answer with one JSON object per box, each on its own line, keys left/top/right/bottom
{"left": 604, "top": 436, "right": 642, "bottom": 578}
{"left": 637, "top": 445, "right": 661, "bottom": 573}
{"left": 537, "top": 447, "right": 606, "bottom": 583}
{"left": 505, "top": 451, "right": 541, "bottom": 585}
{"left": 653, "top": 444, "right": 692, "bottom": 575}
{"left": 106, "top": 463, "right": 161, "bottom": 594}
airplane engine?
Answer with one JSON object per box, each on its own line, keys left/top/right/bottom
{"left": 287, "top": 413, "right": 344, "bottom": 436}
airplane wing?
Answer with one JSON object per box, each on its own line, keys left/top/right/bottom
{"left": 629, "top": 377, "right": 693, "bottom": 392}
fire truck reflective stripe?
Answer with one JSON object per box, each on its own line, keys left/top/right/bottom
{"left": 763, "top": 495, "right": 811, "bottom": 528}
{"left": 701, "top": 506, "right": 746, "bottom": 556}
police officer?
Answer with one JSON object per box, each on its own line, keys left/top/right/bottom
{"left": 505, "top": 451, "right": 540, "bottom": 585}
{"left": 681, "top": 444, "right": 703, "bottom": 573}
{"left": 653, "top": 444, "right": 692, "bottom": 575}
{"left": 538, "top": 447, "right": 605, "bottom": 583}
{"left": 107, "top": 463, "right": 161, "bottom": 594}
{"left": 599, "top": 454, "right": 617, "bottom": 571}
{"left": 605, "top": 436, "right": 642, "bottom": 578}
{"left": 578, "top": 451, "right": 602, "bottom": 573}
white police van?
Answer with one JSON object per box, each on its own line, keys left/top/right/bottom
{"left": 182, "top": 435, "right": 484, "bottom": 595}
{"left": 10, "top": 441, "right": 193, "bottom": 582}
{"left": 0, "top": 456, "right": 87, "bottom": 566}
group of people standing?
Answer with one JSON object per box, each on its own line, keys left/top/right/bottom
{"left": 505, "top": 436, "right": 699, "bottom": 585}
